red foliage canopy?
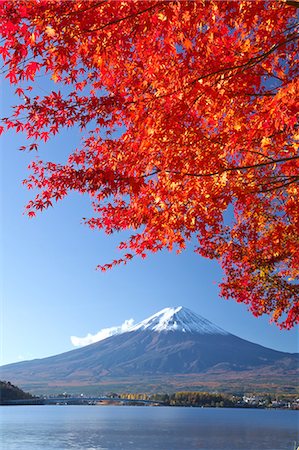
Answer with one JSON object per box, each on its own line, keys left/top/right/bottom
{"left": 0, "top": 1, "right": 298, "bottom": 327}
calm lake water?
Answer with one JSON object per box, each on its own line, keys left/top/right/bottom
{"left": 0, "top": 405, "right": 298, "bottom": 450}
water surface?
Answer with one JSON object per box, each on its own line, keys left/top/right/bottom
{"left": 0, "top": 405, "right": 298, "bottom": 449}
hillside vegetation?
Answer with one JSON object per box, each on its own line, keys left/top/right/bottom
{"left": 0, "top": 380, "right": 33, "bottom": 403}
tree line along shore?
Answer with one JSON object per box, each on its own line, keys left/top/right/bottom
{"left": 1, "top": 381, "right": 298, "bottom": 409}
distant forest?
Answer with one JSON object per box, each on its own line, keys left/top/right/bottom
{"left": 120, "top": 391, "right": 237, "bottom": 407}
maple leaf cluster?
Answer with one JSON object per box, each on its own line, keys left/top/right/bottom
{"left": 0, "top": 0, "right": 298, "bottom": 327}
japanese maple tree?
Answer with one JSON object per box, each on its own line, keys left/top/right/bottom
{"left": 0, "top": 0, "right": 298, "bottom": 327}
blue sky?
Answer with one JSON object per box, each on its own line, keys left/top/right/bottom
{"left": 1, "top": 78, "right": 298, "bottom": 367}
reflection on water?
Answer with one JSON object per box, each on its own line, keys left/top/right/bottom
{"left": 0, "top": 405, "right": 298, "bottom": 450}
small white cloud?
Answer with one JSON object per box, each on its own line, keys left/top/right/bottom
{"left": 70, "top": 318, "right": 135, "bottom": 348}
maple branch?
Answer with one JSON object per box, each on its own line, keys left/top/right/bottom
{"left": 83, "top": 3, "right": 162, "bottom": 33}
{"left": 260, "top": 66, "right": 290, "bottom": 85}
{"left": 192, "top": 33, "right": 299, "bottom": 86}
{"left": 240, "top": 150, "right": 277, "bottom": 163}
{"left": 117, "top": 169, "right": 160, "bottom": 183}
{"left": 243, "top": 92, "right": 276, "bottom": 97}
{"left": 164, "top": 155, "right": 299, "bottom": 178}
{"left": 240, "top": 173, "right": 299, "bottom": 193}
{"left": 130, "top": 32, "right": 298, "bottom": 106}
{"left": 257, "top": 176, "right": 299, "bottom": 193}
{"left": 285, "top": 1, "right": 299, "bottom": 7}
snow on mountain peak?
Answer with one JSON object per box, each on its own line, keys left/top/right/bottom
{"left": 129, "top": 306, "right": 229, "bottom": 335}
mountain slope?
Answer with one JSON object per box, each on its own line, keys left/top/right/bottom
{"left": 1, "top": 307, "right": 298, "bottom": 392}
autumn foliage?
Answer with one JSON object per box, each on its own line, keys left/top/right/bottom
{"left": 0, "top": 1, "right": 298, "bottom": 327}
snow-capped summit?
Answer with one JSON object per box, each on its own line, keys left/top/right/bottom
{"left": 129, "top": 306, "right": 229, "bottom": 335}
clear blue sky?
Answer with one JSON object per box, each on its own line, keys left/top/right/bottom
{"left": 1, "top": 78, "right": 298, "bottom": 367}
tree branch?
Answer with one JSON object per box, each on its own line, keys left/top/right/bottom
{"left": 164, "top": 155, "right": 299, "bottom": 179}
{"left": 285, "top": 1, "right": 299, "bottom": 8}
{"left": 83, "top": 4, "right": 162, "bottom": 33}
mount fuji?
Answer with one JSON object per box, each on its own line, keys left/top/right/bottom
{"left": 1, "top": 307, "right": 298, "bottom": 394}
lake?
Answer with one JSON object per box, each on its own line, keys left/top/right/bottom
{"left": 0, "top": 405, "right": 298, "bottom": 449}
